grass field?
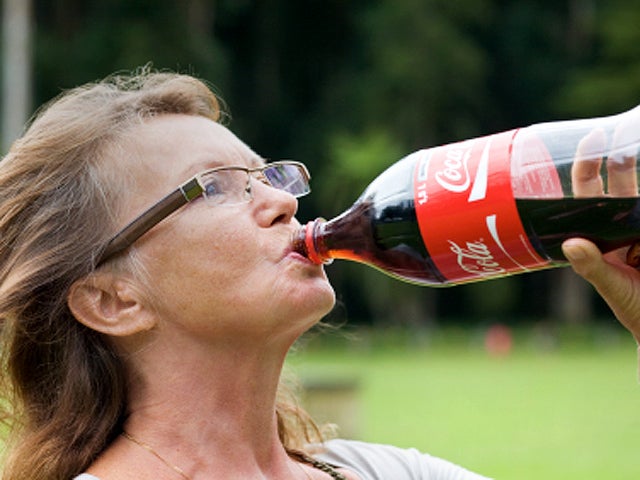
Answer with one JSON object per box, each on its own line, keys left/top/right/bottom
{"left": 287, "top": 326, "right": 640, "bottom": 480}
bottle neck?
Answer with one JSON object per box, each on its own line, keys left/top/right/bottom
{"left": 306, "top": 218, "right": 329, "bottom": 264}
{"left": 292, "top": 218, "right": 331, "bottom": 265}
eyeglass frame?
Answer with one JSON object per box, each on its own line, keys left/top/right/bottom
{"left": 96, "top": 160, "right": 311, "bottom": 265}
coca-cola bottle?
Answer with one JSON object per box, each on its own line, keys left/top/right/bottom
{"left": 293, "top": 105, "right": 640, "bottom": 286}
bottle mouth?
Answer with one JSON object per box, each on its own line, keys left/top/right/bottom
{"left": 291, "top": 219, "right": 332, "bottom": 265}
{"left": 303, "top": 220, "right": 325, "bottom": 265}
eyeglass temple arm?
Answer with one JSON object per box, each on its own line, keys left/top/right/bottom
{"left": 97, "top": 178, "right": 203, "bottom": 264}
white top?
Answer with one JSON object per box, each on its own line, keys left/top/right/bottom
{"left": 316, "top": 439, "right": 491, "bottom": 480}
{"left": 74, "top": 438, "right": 492, "bottom": 480}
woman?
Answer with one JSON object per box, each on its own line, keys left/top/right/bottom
{"left": 0, "top": 70, "right": 491, "bottom": 479}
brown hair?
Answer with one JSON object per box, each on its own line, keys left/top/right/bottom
{"left": 0, "top": 69, "right": 322, "bottom": 480}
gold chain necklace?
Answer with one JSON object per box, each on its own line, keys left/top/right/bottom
{"left": 121, "top": 432, "right": 347, "bottom": 480}
{"left": 122, "top": 431, "right": 190, "bottom": 479}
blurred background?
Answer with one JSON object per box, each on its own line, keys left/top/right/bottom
{"left": 2, "top": 1, "right": 639, "bottom": 478}
{"left": 5, "top": 0, "right": 640, "bottom": 329}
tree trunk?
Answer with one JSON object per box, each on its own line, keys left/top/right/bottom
{"left": 2, "top": 0, "right": 32, "bottom": 150}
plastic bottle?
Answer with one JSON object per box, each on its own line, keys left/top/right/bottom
{"left": 292, "top": 105, "right": 640, "bottom": 286}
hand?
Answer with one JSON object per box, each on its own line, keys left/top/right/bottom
{"left": 561, "top": 115, "right": 640, "bottom": 343}
{"left": 562, "top": 239, "right": 640, "bottom": 343}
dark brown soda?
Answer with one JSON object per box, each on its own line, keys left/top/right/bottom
{"left": 517, "top": 197, "right": 640, "bottom": 261}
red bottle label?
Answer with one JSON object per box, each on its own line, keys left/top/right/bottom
{"left": 413, "top": 129, "right": 556, "bottom": 284}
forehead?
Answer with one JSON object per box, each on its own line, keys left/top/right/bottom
{"left": 126, "top": 114, "right": 263, "bottom": 180}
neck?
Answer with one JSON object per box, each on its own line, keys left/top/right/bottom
{"left": 121, "top": 331, "right": 300, "bottom": 478}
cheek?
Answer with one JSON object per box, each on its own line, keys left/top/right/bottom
{"left": 137, "top": 212, "right": 251, "bottom": 292}
{"left": 143, "top": 241, "right": 260, "bottom": 328}
{"left": 174, "top": 206, "right": 260, "bottom": 270}
{"left": 170, "top": 218, "right": 265, "bottom": 295}
{"left": 183, "top": 229, "right": 257, "bottom": 281}
{"left": 207, "top": 225, "right": 266, "bottom": 275}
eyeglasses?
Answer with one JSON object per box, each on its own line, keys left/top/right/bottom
{"left": 97, "top": 161, "right": 311, "bottom": 265}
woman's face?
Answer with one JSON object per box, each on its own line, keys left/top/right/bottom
{"left": 117, "top": 114, "right": 335, "bottom": 346}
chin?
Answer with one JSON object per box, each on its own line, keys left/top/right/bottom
{"left": 314, "top": 278, "right": 336, "bottom": 312}
{"left": 292, "top": 281, "right": 336, "bottom": 323}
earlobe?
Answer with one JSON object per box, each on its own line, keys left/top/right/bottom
{"left": 67, "top": 274, "right": 156, "bottom": 336}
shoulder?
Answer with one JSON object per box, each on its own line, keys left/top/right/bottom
{"left": 314, "top": 439, "right": 492, "bottom": 480}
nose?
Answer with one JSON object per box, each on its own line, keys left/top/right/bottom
{"left": 250, "top": 178, "right": 298, "bottom": 226}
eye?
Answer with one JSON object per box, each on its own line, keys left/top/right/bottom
{"left": 199, "top": 170, "right": 250, "bottom": 206}
{"left": 201, "top": 175, "right": 231, "bottom": 206}
{"left": 203, "top": 178, "right": 223, "bottom": 197}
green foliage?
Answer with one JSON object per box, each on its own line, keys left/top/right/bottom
{"left": 323, "top": 0, "right": 491, "bottom": 148}
{"left": 317, "top": 129, "right": 404, "bottom": 215}
{"left": 556, "top": 2, "right": 640, "bottom": 116}
{"left": 464, "top": 276, "right": 519, "bottom": 318}
{"left": 33, "top": 1, "right": 229, "bottom": 104}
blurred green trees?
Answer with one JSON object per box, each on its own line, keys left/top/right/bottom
{"left": 8, "top": 0, "right": 640, "bottom": 327}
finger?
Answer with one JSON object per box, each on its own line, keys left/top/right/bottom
{"left": 562, "top": 238, "right": 638, "bottom": 316}
{"left": 571, "top": 128, "right": 606, "bottom": 197}
{"left": 562, "top": 238, "right": 610, "bottom": 280}
{"left": 608, "top": 116, "right": 638, "bottom": 197}
{"left": 563, "top": 238, "right": 640, "bottom": 342}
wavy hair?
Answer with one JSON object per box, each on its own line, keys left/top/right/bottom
{"left": 0, "top": 69, "right": 323, "bottom": 480}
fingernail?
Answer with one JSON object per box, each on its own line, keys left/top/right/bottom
{"left": 562, "top": 242, "right": 586, "bottom": 261}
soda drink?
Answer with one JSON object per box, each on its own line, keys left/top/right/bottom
{"left": 293, "top": 105, "right": 640, "bottom": 286}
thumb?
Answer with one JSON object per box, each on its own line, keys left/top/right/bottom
{"left": 561, "top": 238, "right": 609, "bottom": 281}
{"left": 561, "top": 238, "right": 630, "bottom": 310}
{"left": 562, "top": 238, "right": 640, "bottom": 343}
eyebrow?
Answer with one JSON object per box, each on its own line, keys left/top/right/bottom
{"left": 183, "top": 155, "right": 265, "bottom": 179}
{"left": 248, "top": 156, "right": 267, "bottom": 168}
{"left": 178, "top": 159, "right": 224, "bottom": 179}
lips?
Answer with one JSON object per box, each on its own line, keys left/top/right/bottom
{"left": 282, "top": 233, "right": 314, "bottom": 265}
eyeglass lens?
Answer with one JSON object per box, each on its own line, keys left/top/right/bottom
{"left": 262, "top": 164, "right": 310, "bottom": 196}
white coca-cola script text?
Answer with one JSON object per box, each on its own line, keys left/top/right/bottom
{"left": 433, "top": 140, "right": 474, "bottom": 193}
{"left": 448, "top": 238, "right": 506, "bottom": 277}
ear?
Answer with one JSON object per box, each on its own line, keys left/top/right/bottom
{"left": 67, "top": 273, "right": 157, "bottom": 337}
